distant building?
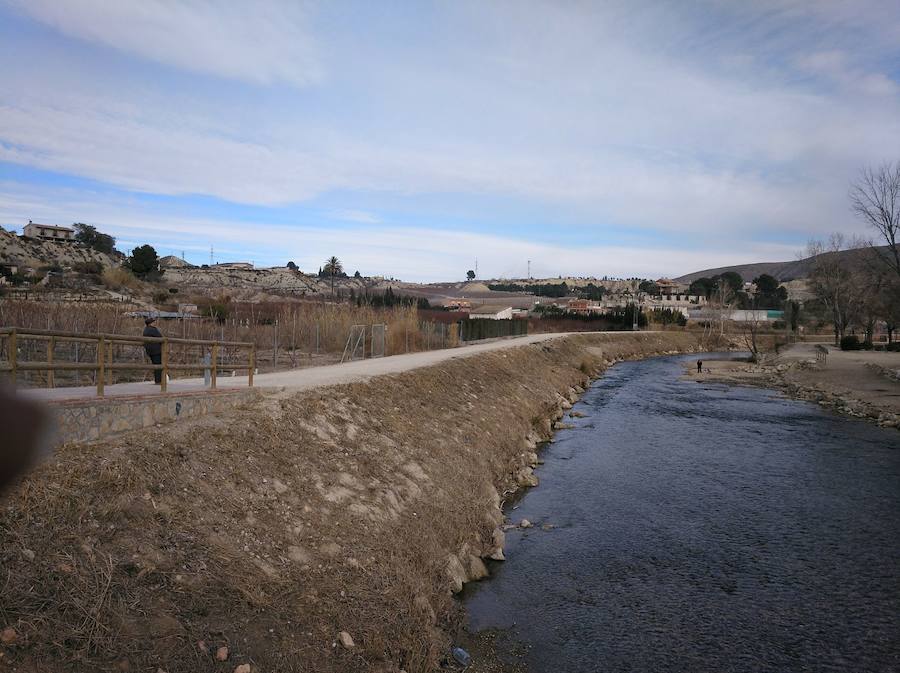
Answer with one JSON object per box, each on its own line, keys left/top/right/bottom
{"left": 469, "top": 305, "right": 514, "bottom": 320}
{"left": 445, "top": 299, "right": 471, "bottom": 311}
{"left": 23, "top": 221, "right": 75, "bottom": 241}
{"left": 214, "top": 262, "right": 253, "bottom": 270}
{"left": 655, "top": 278, "right": 684, "bottom": 296}
{"left": 564, "top": 298, "right": 607, "bottom": 315}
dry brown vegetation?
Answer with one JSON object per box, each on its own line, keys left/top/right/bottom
{"left": 1, "top": 300, "right": 460, "bottom": 388}
{"left": 0, "top": 332, "right": 698, "bottom": 673}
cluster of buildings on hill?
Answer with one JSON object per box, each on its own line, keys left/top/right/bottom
{"left": 440, "top": 277, "right": 785, "bottom": 323}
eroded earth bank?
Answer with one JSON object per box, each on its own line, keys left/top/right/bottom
{"left": 0, "top": 332, "right": 700, "bottom": 673}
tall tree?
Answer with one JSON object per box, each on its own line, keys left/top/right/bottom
{"left": 752, "top": 274, "right": 787, "bottom": 309}
{"left": 466, "top": 270, "right": 476, "bottom": 280}
{"left": 73, "top": 223, "right": 116, "bottom": 254}
{"left": 323, "top": 256, "right": 343, "bottom": 297}
{"left": 126, "top": 244, "right": 159, "bottom": 276}
{"left": 850, "top": 162, "right": 900, "bottom": 280}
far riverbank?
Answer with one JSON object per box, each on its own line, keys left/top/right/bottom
{"left": 690, "top": 342, "right": 900, "bottom": 430}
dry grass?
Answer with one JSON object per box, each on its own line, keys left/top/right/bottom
{"left": 101, "top": 267, "right": 142, "bottom": 291}
{"left": 0, "top": 332, "right": 698, "bottom": 672}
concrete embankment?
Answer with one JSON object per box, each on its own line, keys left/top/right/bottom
{"left": 0, "top": 332, "right": 699, "bottom": 673}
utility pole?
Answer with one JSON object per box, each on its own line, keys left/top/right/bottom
{"left": 210, "top": 245, "right": 214, "bottom": 266}
{"left": 475, "top": 258, "right": 478, "bottom": 279}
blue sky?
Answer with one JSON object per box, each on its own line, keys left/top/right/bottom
{"left": 1, "top": 0, "right": 899, "bottom": 281}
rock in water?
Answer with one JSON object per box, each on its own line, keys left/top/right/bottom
{"left": 452, "top": 646, "right": 472, "bottom": 667}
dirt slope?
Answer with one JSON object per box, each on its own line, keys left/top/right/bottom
{"left": 0, "top": 332, "right": 699, "bottom": 673}
{"left": 0, "top": 229, "right": 118, "bottom": 269}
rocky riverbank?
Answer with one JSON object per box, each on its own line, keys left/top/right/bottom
{"left": 692, "top": 347, "right": 900, "bottom": 430}
{"left": 0, "top": 331, "right": 701, "bottom": 673}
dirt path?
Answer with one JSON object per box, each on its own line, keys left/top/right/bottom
{"left": 19, "top": 332, "right": 612, "bottom": 401}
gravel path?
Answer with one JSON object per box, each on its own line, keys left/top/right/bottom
{"left": 20, "top": 332, "right": 582, "bottom": 401}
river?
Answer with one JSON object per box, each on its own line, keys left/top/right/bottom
{"left": 465, "top": 354, "right": 900, "bottom": 672}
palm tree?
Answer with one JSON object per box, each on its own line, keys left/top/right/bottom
{"left": 323, "top": 256, "right": 343, "bottom": 297}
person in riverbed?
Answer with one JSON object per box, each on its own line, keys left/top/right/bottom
{"left": 142, "top": 316, "right": 163, "bottom": 384}
{"left": 697, "top": 359, "right": 703, "bottom": 374}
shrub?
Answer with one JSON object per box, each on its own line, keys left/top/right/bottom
{"left": 839, "top": 335, "right": 860, "bottom": 351}
{"left": 73, "top": 261, "right": 104, "bottom": 275}
{"left": 101, "top": 266, "right": 140, "bottom": 290}
{"left": 886, "top": 342, "right": 900, "bottom": 352}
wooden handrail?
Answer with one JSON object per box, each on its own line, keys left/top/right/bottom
{"left": 1, "top": 327, "right": 255, "bottom": 397}
{"left": 0, "top": 326, "right": 252, "bottom": 347}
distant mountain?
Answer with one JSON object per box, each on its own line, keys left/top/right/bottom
{"left": 675, "top": 245, "right": 896, "bottom": 284}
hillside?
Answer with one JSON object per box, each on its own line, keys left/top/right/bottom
{"left": 0, "top": 228, "right": 119, "bottom": 269}
{"left": 675, "top": 245, "right": 897, "bottom": 284}
{"left": 161, "top": 265, "right": 388, "bottom": 295}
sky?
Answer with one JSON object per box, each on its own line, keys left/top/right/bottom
{"left": 1, "top": 1, "right": 899, "bottom": 282}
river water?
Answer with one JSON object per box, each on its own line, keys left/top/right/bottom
{"left": 465, "top": 354, "right": 900, "bottom": 672}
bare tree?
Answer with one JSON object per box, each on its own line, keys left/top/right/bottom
{"left": 807, "top": 234, "right": 860, "bottom": 345}
{"left": 850, "top": 162, "right": 900, "bottom": 280}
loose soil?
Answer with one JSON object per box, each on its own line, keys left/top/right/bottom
{"left": 1, "top": 332, "right": 701, "bottom": 673}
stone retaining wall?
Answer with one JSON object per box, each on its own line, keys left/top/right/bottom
{"left": 49, "top": 388, "right": 262, "bottom": 444}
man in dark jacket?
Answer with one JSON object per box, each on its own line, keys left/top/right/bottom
{"left": 143, "top": 317, "right": 163, "bottom": 384}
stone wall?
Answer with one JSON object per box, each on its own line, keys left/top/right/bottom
{"left": 49, "top": 388, "right": 261, "bottom": 444}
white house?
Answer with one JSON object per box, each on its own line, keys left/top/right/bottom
{"left": 469, "top": 305, "right": 514, "bottom": 320}
{"left": 23, "top": 221, "right": 75, "bottom": 241}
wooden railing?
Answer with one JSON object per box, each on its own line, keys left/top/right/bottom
{"left": 0, "top": 327, "right": 255, "bottom": 396}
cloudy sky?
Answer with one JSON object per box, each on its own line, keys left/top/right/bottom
{"left": 1, "top": 1, "right": 899, "bottom": 281}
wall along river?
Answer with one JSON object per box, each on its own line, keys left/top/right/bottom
{"left": 464, "top": 354, "right": 900, "bottom": 672}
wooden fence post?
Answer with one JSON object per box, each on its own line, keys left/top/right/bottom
{"left": 211, "top": 343, "right": 218, "bottom": 390}
{"left": 107, "top": 341, "right": 114, "bottom": 386}
{"left": 160, "top": 339, "right": 168, "bottom": 393}
{"left": 8, "top": 329, "right": 17, "bottom": 387}
{"left": 248, "top": 343, "right": 255, "bottom": 387}
{"left": 97, "top": 337, "right": 105, "bottom": 397}
{"left": 47, "top": 337, "right": 55, "bottom": 388}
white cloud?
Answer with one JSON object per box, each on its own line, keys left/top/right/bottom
{"left": 329, "top": 210, "right": 381, "bottom": 224}
{"left": 797, "top": 50, "right": 899, "bottom": 97}
{"left": 0, "top": 0, "right": 898, "bottom": 257}
{"left": 0, "top": 181, "right": 806, "bottom": 282}
{"left": 3, "top": 0, "right": 321, "bottom": 86}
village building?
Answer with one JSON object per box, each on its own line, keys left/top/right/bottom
{"left": 213, "top": 262, "right": 254, "bottom": 270}
{"left": 469, "top": 305, "right": 514, "bottom": 320}
{"left": 444, "top": 299, "right": 471, "bottom": 312}
{"left": 654, "top": 278, "right": 689, "bottom": 296}
{"left": 23, "top": 221, "right": 75, "bottom": 241}
{"left": 566, "top": 298, "right": 604, "bottom": 315}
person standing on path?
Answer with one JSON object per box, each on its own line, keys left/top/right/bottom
{"left": 143, "top": 317, "right": 163, "bottom": 384}
{"left": 697, "top": 359, "right": 703, "bottom": 374}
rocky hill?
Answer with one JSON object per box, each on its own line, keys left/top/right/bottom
{"left": 161, "top": 265, "right": 386, "bottom": 295}
{"left": 675, "top": 244, "right": 897, "bottom": 284}
{"left": 0, "top": 228, "right": 119, "bottom": 269}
